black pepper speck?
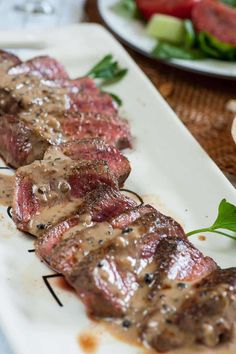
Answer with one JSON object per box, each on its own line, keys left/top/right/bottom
{"left": 122, "top": 227, "right": 133, "bottom": 235}
{"left": 177, "top": 282, "right": 187, "bottom": 289}
{"left": 37, "top": 224, "right": 46, "bottom": 230}
{"left": 144, "top": 273, "right": 154, "bottom": 284}
{"left": 122, "top": 319, "right": 131, "bottom": 328}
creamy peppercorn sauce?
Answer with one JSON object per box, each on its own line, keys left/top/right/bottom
{"left": 0, "top": 68, "right": 69, "bottom": 114}
{"left": 0, "top": 69, "right": 69, "bottom": 144}
{"left": 0, "top": 174, "right": 14, "bottom": 206}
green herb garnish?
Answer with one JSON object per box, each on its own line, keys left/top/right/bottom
{"left": 87, "top": 54, "right": 128, "bottom": 86}
{"left": 104, "top": 92, "right": 123, "bottom": 106}
{"left": 187, "top": 199, "right": 236, "bottom": 241}
{"left": 87, "top": 54, "right": 128, "bottom": 105}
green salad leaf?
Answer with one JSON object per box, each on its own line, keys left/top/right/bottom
{"left": 152, "top": 42, "right": 205, "bottom": 60}
{"left": 87, "top": 54, "right": 128, "bottom": 105}
{"left": 152, "top": 29, "right": 236, "bottom": 62}
{"left": 183, "top": 20, "right": 197, "bottom": 49}
{"left": 220, "top": 0, "right": 236, "bottom": 6}
{"left": 187, "top": 199, "right": 236, "bottom": 241}
{"left": 111, "top": 0, "right": 139, "bottom": 19}
{"left": 198, "top": 32, "right": 236, "bottom": 60}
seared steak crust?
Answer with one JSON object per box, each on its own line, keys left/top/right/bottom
{"left": 65, "top": 211, "right": 186, "bottom": 317}
{"left": 0, "top": 50, "right": 21, "bottom": 71}
{"left": 42, "top": 205, "right": 156, "bottom": 274}
{"left": 13, "top": 159, "right": 117, "bottom": 235}
{"left": 36, "top": 184, "right": 137, "bottom": 262}
{"left": 177, "top": 268, "right": 236, "bottom": 347}
{"left": 0, "top": 114, "right": 49, "bottom": 168}
{"left": 44, "top": 138, "right": 131, "bottom": 187}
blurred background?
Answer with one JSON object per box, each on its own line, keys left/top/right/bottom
{"left": 0, "top": 0, "right": 85, "bottom": 29}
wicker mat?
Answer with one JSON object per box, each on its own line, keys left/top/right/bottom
{"left": 86, "top": 0, "right": 236, "bottom": 177}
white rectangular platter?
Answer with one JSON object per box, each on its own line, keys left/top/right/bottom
{"left": 0, "top": 24, "right": 236, "bottom": 354}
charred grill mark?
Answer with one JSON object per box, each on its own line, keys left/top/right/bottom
{"left": 42, "top": 274, "right": 64, "bottom": 307}
{"left": 7, "top": 206, "right": 12, "bottom": 219}
{"left": 120, "top": 188, "right": 144, "bottom": 206}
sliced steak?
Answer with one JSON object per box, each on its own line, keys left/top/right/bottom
{"left": 44, "top": 138, "right": 131, "bottom": 186}
{"left": 56, "top": 77, "right": 99, "bottom": 95}
{"left": 13, "top": 157, "right": 117, "bottom": 236}
{"left": 61, "top": 112, "right": 132, "bottom": 150}
{"left": 65, "top": 211, "right": 185, "bottom": 318}
{"left": 36, "top": 184, "right": 137, "bottom": 262}
{"left": 177, "top": 268, "right": 236, "bottom": 348}
{"left": 138, "top": 237, "right": 217, "bottom": 352}
{"left": 0, "top": 72, "right": 70, "bottom": 116}
{"left": 0, "top": 113, "right": 131, "bottom": 169}
{"left": 8, "top": 55, "right": 69, "bottom": 80}
{"left": 47, "top": 204, "right": 156, "bottom": 275}
{"left": 0, "top": 114, "right": 50, "bottom": 168}
{"left": 0, "top": 70, "right": 131, "bottom": 167}
{"left": 70, "top": 91, "right": 117, "bottom": 115}
{"left": 111, "top": 204, "right": 155, "bottom": 229}
{"left": 1, "top": 66, "right": 116, "bottom": 117}
{"left": 0, "top": 50, "right": 21, "bottom": 71}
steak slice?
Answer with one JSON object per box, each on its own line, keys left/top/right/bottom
{"left": 0, "top": 50, "right": 21, "bottom": 71}
{"left": 0, "top": 69, "right": 115, "bottom": 116}
{"left": 61, "top": 112, "right": 132, "bottom": 150}
{"left": 13, "top": 157, "right": 117, "bottom": 236}
{"left": 138, "top": 237, "right": 217, "bottom": 352}
{"left": 8, "top": 55, "right": 69, "bottom": 80}
{"left": 0, "top": 72, "right": 70, "bottom": 116}
{"left": 6, "top": 52, "right": 116, "bottom": 113}
{"left": 0, "top": 112, "right": 132, "bottom": 168}
{"left": 0, "top": 114, "right": 50, "bottom": 168}
{"left": 111, "top": 204, "right": 155, "bottom": 229}
{"left": 35, "top": 184, "right": 137, "bottom": 262}
{"left": 177, "top": 268, "right": 236, "bottom": 348}
{"left": 65, "top": 210, "right": 185, "bottom": 318}
{"left": 47, "top": 204, "right": 156, "bottom": 275}
{"left": 44, "top": 138, "right": 131, "bottom": 186}
{"left": 70, "top": 91, "right": 117, "bottom": 115}
{"left": 56, "top": 77, "right": 99, "bottom": 95}
{"left": 0, "top": 69, "right": 131, "bottom": 167}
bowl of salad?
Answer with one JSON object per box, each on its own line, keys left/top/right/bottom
{"left": 98, "top": 0, "right": 236, "bottom": 79}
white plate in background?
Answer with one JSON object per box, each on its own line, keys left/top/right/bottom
{"left": 0, "top": 23, "right": 236, "bottom": 354}
{"left": 98, "top": 0, "right": 236, "bottom": 80}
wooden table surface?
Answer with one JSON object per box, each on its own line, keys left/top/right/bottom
{"left": 85, "top": 0, "right": 236, "bottom": 178}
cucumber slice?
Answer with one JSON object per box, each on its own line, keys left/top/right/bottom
{"left": 146, "top": 14, "right": 185, "bottom": 45}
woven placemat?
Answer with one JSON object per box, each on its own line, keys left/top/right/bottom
{"left": 86, "top": 0, "right": 236, "bottom": 176}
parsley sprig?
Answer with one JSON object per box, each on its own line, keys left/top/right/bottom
{"left": 87, "top": 54, "right": 128, "bottom": 85}
{"left": 87, "top": 54, "right": 128, "bottom": 106}
{"left": 187, "top": 199, "right": 236, "bottom": 241}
